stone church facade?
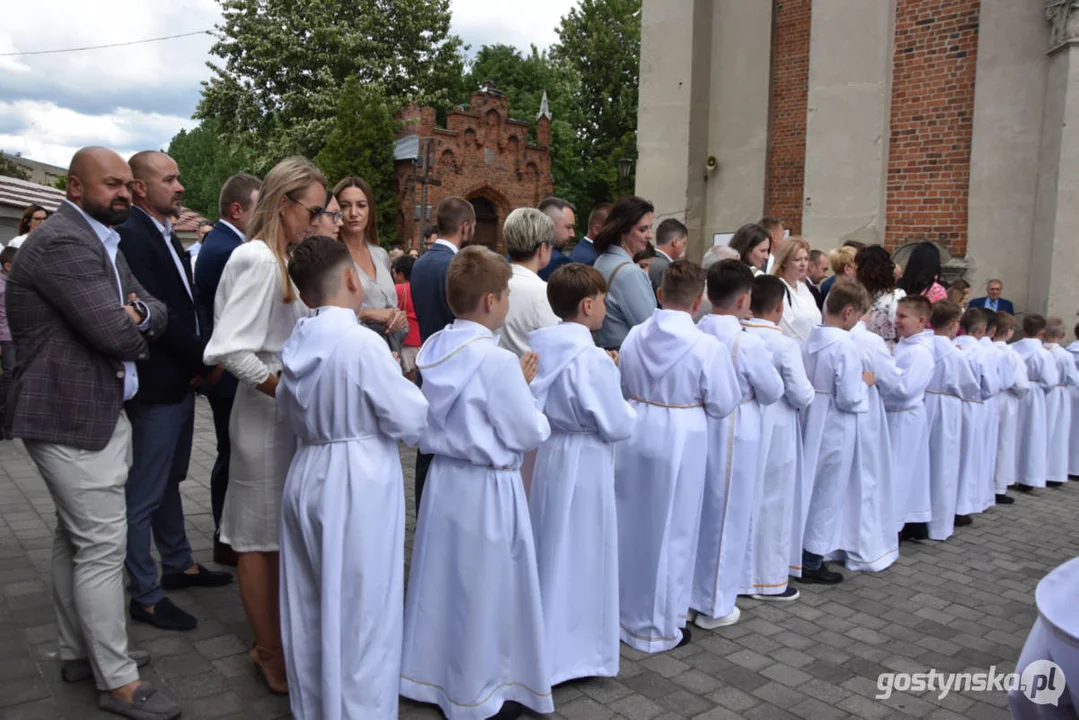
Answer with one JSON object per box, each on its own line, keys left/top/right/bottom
{"left": 393, "top": 88, "right": 554, "bottom": 252}
{"left": 637, "top": 0, "right": 1079, "bottom": 317}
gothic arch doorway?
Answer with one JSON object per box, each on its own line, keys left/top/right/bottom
{"left": 470, "top": 196, "right": 499, "bottom": 251}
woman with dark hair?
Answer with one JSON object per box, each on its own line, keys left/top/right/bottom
{"left": 728, "top": 223, "right": 771, "bottom": 275}
{"left": 592, "top": 196, "right": 657, "bottom": 349}
{"left": 334, "top": 177, "right": 407, "bottom": 353}
{"left": 8, "top": 204, "right": 47, "bottom": 248}
{"left": 857, "top": 245, "right": 907, "bottom": 348}
{"left": 897, "top": 241, "right": 947, "bottom": 303}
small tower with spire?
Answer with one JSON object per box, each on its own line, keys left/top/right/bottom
{"left": 536, "top": 89, "right": 551, "bottom": 147}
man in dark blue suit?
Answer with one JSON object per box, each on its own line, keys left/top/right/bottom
{"left": 567, "top": 201, "right": 612, "bottom": 266}
{"left": 192, "top": 173, "right": 261, "bottom": 567}
{"left": 118, "top": 151, "right": 232, "bottom": 632}
{"left": 968, "top": 278, "right": 1014, "bottom": 315}
{"left": 537, "top": 197, "right": 575, "bottom": 280}
{"left": 410, "top": 197, "right": 475, "bottom": 509}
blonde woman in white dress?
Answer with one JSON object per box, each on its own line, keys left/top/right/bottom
{"left": 204, "top": 156, "right": 325, "bottom": 694}
{"left": 773, "top": 236, "right": 822, "bottom": 344}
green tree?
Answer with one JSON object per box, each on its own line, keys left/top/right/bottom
{"left": 550, "top": 0, "right": 641, "bottom": 208}
{"left": 53, "top": 175, "right": 67, "bottom": 191}
{"left": 315, "top": 78, "right": 399, "bottom": 245}
{"left": 0, "top": 153, "right": 30, "bottom": 181}
{"left": 167, "top": 119, "right": 255, "bottom": 220}
{"left": 197, "top": 0, "right": 466, "bottom": 168}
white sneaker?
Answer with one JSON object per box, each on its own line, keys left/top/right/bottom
{"left": 693, "top": 606, "right": 740, "bottom": 629}
{"left": 751, "top": 586, "right": 800, "bottom": 602}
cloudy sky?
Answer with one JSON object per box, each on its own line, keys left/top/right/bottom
{"left": 0, "top": 0, "right": 578, "bottom": 169}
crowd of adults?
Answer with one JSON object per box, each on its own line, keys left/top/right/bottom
{"left": 0, "top": 142, "right": 1019, "bottom": 720}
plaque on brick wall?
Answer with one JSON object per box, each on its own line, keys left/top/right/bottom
{"left": 484, "top": 148, "right": 495, "bottom": 165}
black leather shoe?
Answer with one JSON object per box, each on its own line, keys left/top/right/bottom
{"left": 487, "top": 701, "right": 523, "bottom": 720}
{"left": 161, "top": 563, "right": 233, "bottom": 590}
{"left": 129, "top": 598, "right": 197, "bottom": 631}
{"left": 900, "top": 522, "right": 929, "bottom": 541}
{"left": 797, "top": 563, "right": 843, "bottom": 584}
{"left": 1047, "top": 481, "right": 1064, "bottom": 488}
{"left": 995, "top": 493, "right": 1015, "bottom": 504}
{"left": 954, "top": 514, "right": 973, "bottom": 527}
{"left": 676, "top": 627, "right": 692, "bottom": 647}
{"left": 1015, "top": 484, "right": 1035, "bottom": 493}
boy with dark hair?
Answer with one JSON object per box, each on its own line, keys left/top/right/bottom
{"left": 798, "top": 278, "right": 873, "bottom": 584}
{"left": 1012, "top": 314, "right": 1060, "bottom": 492}
{"left": 616, "top": 260, "right": 740, "bottom": 652}
{"left": 691, "top": 261, "right": 784, "bottom": 627}
{"left": 277, "top": 235, "right": 429, "bottom": 718}
{"left": 992, "top": 311, "right": 1030, "bottom": 501}
{"left": 527, "top": 263, "right": 636, "bottom": 683}
{"left": 400, "top": 245, "right": 553, "bottom": 719}
{"left": 743, "top": 275, "right": 814, "bottom": 595}
{"left": 1043, "top": 317, "right": 1078, "bottom": 487}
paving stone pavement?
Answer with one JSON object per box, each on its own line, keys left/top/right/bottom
{"left": 0, "top": 397, "right": 1076, "bottom": 719}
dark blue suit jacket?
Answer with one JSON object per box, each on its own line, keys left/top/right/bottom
{"left": 968, "top": 296, "right": 1014, "bottom": 315}
{"left": 567, "top": 237, "right": 599, "bottom": 266}
{"left": 412, "top": 243, "right": 457, "bottom": 342}
{"left": 538, "top": 248, "right": 572, "bottom": 281}
{"left": 116, "top": 208, "right": 212, "bottom": 405}
{"left": 193, "top": 221, "right": 244, "bottom": 398}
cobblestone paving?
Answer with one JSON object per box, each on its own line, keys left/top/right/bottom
{"left": 0, "top": 398, "right": 1076, "bottom": 719}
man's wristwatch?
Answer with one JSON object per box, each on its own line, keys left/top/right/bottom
{"left": 129, "top": 299, "right": 149, "bottom": 325}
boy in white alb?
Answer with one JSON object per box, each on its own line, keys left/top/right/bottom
{"left": 882, "top": 295, "right": 936, "bottom": 540}
{"left": 1069, "top": 323, "right": 1079, "bottom": 478}
{"left": 691, "top": 260, "right": 784, "bottom": 628}
{"left": 616, "top": 260, "right": 740, "bottom": 652}
{"left": 1043, "top": 317, "right": 1079, "bottom": 487}
{"left": 924, "top": 301, "right": 981, "bottom": 541}
{"left": 991, "top": 312, "right": 1029, "bottom": 502}
{"left": 1013, "top": 314, "right": 1060, "bottom": 492}
{"left": 798, "top": 279, "right": 872, "bottom": 585}
{"left": 400, "top": 246, "right": 553, "bottom": 720}
{"left": 743, "top": 275, "right": 815, "bottom": 592}
{"left": 979, "top": 311, "right": 1013, "bottom": 507}
{"left": 953, "top": 308, "right": 1001, "bottom": 523}
{"left": 526, "top": 264, "right": 636, "bottom": 684}
{"left": 277, "top": 237, "right": 429, "bottom": 720}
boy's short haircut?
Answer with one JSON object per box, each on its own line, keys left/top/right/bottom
{"left": 632, "top": 245, "right": 655, "bottom": 264}
{"left": 661, "top": 260, "right": 707, "bottom": 308}
{"left": 288, "top": 235, "right": 353, "bottom": 307}
{"left": 446, "top": 245, "right": 512, "bottom": 316}
{"left": 392, "top": 254, "right": 415, "bottom": 281}
{"left": 750, "top": 275, "right": 786, "bottom": 316}
{"left": 706, "top": 259, "right": 754, "bottom": 308}
{"left": 829, "top": 246, "right": 857, "bottom": 275}
{"left": 1023, "top": 313, "right": 1047, "bottom": 337}
{"left": 960, "top": 307, "right": 988, "bottom": 334}
{"left": 655, "top": 218, "right": 688, "bottom": 247}
{"left": 0, "top": 247, "right": 18, "bottom": 267}
{"left": 997, "top": 311, "right": 1016, "bottom": 335}
{"left": 1074, "top": 321, "right": 1079, "bottom": 339}
{"left": 898, "top": 294, "right": 932, "bottom": 319}
{"left": 824, "top": 277, "right": 871, "bottom": 315}
{"left": 1046, "top": 316, "right": 1066, "bottom": 338}
{"left": 504, "top": 207, "right": 555, "bottom": 261}
{"left": 547, "top": 263, "right": 607, "bottom": 320}
{"left": 984, "top": 308, "right": 1000, "bottom": 333}
{"left": 930, "top": 299, "right": 963, "bottom": 330}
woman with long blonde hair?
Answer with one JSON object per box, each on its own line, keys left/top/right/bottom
{"left": 204, "top": 156, "right": 325, "bottom": 694}
{"left": 772, "top": 236, "right": 822, "bottom": 344}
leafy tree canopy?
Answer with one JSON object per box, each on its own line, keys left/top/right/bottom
{"left": 167, "top": 118, "right": 256, "bottom": 220}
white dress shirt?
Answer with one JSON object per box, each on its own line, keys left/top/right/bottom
{"left": 64, "top": 199, "right": 148, "bottom": 401}
{"left": 434, "top": 238, "right": 459, "bottom": 255}
{"left": 499, "top": 264, "right": 560, "bottom": 357}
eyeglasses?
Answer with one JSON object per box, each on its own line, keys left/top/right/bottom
{"left": 288, "top": 195, "right": 324, "bottom": 222}
{"left": 324, "top": 211, "right": 343, "bottom": 225}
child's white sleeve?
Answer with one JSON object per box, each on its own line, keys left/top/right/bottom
{"left": 781, "top": 342, "right": 815, "bottom": 410}
{"left": 581, "top": 352, "right": 637, "bottom": 444}
{"left": 744, "top": 341, "right": 784, "bottom": 407}
{"left": 834, "top": 343, "right": 869, "bottom": 413}
{"left": 486, "top": 351, "right": 551, "bottom": 452}
{"left": 362, "top": 339, "right": 429, "bottom": 446}
{"left": 702, "top": 341, "right": 740, "bottom": 420}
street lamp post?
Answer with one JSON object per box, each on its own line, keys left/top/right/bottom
{"left": 618, "top": 157, "right": 633, "bottom": 181}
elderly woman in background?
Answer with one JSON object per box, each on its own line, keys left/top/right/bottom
{"left": 773, "top": 236, "right": 821, "bottom": 344}
{"left": 7, "top": 204, "right": 47, "bottom": 248}
{"left": 897, "top": 241, "right": 947, "bottom": 303}
{"left": 728, "top": 223, "right": 771, "bottom": 276}
{"left": 204, "top": 156, "right": 324, "bottom": 694}
{"left": 696, "top": 245, "right": 741, "bottom": 320}
{"left": 500, "top": 207, "right": 560, "bottom": 356}
{"left": 334, "top": 177, "right": 407, "bottom": 352}
{"left": 593, "top": 196, "right": 657, "bottom": 350}
{"left": 857, "top": 245, "right": 907, "bottom": 349}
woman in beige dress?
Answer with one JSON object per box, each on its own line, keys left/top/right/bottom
{"left": 204, "top": 156, "right": 325, "bottom": 693}
{"left": 334, "top": 177, "right": 408, "bottom": 350}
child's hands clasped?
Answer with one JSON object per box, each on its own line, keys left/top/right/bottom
{"left": 520, "top": 352, "right": 539, "bottom": 384}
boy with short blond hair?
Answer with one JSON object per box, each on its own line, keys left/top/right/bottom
{"left": 400, "top": 245, "right": 554, "bottom": 719}
{"left": 1043, "top": 317, "right": 1078, "bottom": 487}
{"left": 1013, "top": 314, "right": 1060, "bottom": 492}
{"left": 617, "top": 260, "right": 740, "bottom": 652}
{"left": 798, "top": 279, "right": 872, "bottom": 584}
{"left": 527, "top": 264, "right": 636, "bottom": 683}
{"left": 953, "top": 308, "right": 1001, "bottom": 522}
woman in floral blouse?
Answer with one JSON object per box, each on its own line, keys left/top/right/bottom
{"left": 857, "top": 245, "right": 906, "bottom": 349}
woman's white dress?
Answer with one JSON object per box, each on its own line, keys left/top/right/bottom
{"left": 778, "top": 278, "right": 823, "bottom": 345}
{"left": 204, "top": 239, "right": 309, "bottom": 552}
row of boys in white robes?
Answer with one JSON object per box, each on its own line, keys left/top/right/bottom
{"left": 269, "top": 237, "right": 1079, "bottom": 720}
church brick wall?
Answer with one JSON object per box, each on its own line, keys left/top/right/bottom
{"left": 885, "top": 0, "right": 980, "bottom": 255}
{"left": 765, "top": 0, "right": 813, "bottom": 234}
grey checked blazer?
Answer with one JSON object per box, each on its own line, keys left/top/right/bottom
{"left": 4, "top": 202, "right": 167, "bottom": 451}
